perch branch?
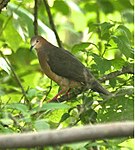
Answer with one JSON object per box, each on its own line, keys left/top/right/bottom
{"left": 0, "top": 121, "right": 133, "bottom": 148}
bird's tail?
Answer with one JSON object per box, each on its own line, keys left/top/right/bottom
{"left": 84, "top": 68, "right": 110, "bottom": 95}
{"left": 90, "top": 79, "right": 110, "bottom": 95}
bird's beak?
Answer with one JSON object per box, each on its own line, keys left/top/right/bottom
{"left": 30, "top": 45, "right": 34, "bottom": 51}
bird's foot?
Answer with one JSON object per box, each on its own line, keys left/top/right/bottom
{"left": 65, "top": 88, "right": 71, "bottom": 97}
{"left": 48, "top": 96, "right": 59, "bottom": 103}
{"left": 47, "top": 89, "right": 71, "bottom": 103}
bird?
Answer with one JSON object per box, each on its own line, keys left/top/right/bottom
{"left": 30, "top": 35, "right": 110, "bottom": 101}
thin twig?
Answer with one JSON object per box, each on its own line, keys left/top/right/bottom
{"left": 99, "top": 65, "right": 133, "bottom": 82}
{"left": 0, "top": 51, "right": 29, "bottom": 104}
{"left": 96, "top": 3, "right": 102, "bottom": 53}
{"left": 43, "top": 0, "right": 62, "bottom": 48}
{"left": 8, "top": 114, "right": 22, "bottom": 131}
{"left": 40, "top": 80, "right": 52, "bottom": 107}
{"left": 34, "top": 0, "right": 38, "bottom": 35}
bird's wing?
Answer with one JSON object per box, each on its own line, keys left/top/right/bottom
{"left": 47, "top": 46, "right": 87, "bottom": 83}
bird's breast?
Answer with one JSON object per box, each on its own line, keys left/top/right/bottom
{"left": 37, "top": 52, "right": 81, "bottom": 89}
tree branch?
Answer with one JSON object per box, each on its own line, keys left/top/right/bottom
{"left": 43, "top": 0, "right": 62, "bottom": 48}
{"left": 0, "top": 121, "right": 133, "bottom": 148}
{"left": 99, "top": 65, "right": 133, "bottom": 82}
{"left": 33, "top": 0, "right": 38, "bottom": 35}
{"left": 0, "top": 0, "right": 10, "bottom": 12}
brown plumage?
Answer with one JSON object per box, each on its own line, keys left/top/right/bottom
{"left": 30, "top": 35, "right": 110, "bottom": 101}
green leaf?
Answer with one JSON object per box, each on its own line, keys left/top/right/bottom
{"left": 0, "top": 124, "right": 14, "bottom": 133}
{"left": 111, "top": 58, "right": 125, "bottom": 70}
{"left": 67, "top": 1, "right": 86, "bottom": 31}
{"left": 0, "top": 88, "right": 5, "bottom": 96}
{"left": 111, "top": 35, "right": 132, "bottom": 58}
{"left": 6, "top": 103, "right": 29, "bottom": 115}
{"left": 27, "top": 88, "right": 38, "bottom": 99}
{"left": 112, "top": 25, "right": 133, "bottom": 58}
{"left": 59, "top": 112, "right": 70, "bottom": 123}
{"left": 88, "top": 22, "right": 98, "bottom": 33}
{"left": 92, "top": 54, "right": 111, "bottom": 74}
{"left": 53, "top": 0, "right": 70, "bottom": 15}
{"left": 109, "top": 78, "right": 116, "bottom": 88}
{"left": 84, "top": 2, "right": 98, "bottom": 13}
{"left": 65, "top": 141, "right": 88, "bottom": 150}
{"left": 97, "top": 95, "right": 134, "bottom": 122}
{"left": 0, "top": 57, "right": 10, "bottom": 74}
{"left": 118, "top": 0, "right": 133, "bottom": 9}
{"left": 80, "top": 108, "right": 97, "bottom": 124}
{"left": 117, "top": 25, "right": 132, "bottom": 40}
{"left": 98, "top": 0, "right": 114, "bottom": 14}
{"left": 100, "top": 22, "right": 114, "bottom": 36}
{"left": 8, "top": 3, "right": 56, "bottom": 41}
{"left": 41, "top": 103, "right": 71, "bottom": 111}
{"left": 34, "top": 119, "right": 50, "bottom": 131}
{"left": 122, "top": 9, "right": 134, "bottom": 23}
{"left": 119, "top": 139, "right": 134, "bottom": 150}
{"left": 3, "top": 20, "right": 22, "bottom": 51}
{"left": 0, "top": 118, "right": 13, "bottom": 126}
{"left": 72, "top": 42, "right": 90, "bottom": 53}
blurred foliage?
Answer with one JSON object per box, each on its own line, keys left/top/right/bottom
{"left": 0, "top": 0, "right": 134, "bottom": 149}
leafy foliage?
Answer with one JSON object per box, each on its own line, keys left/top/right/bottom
{"left": 0, "top": 0, "right": 134, "bottom": 149}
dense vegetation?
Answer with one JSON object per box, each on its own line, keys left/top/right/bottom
{"left": 0, "top": 0, "right": 134, "bottom": 149}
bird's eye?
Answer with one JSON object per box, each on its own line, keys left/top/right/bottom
{"left": 36, "top": 40, "right": 39, "bottom": 43}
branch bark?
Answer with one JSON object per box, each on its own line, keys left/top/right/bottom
{"left": 0, "top": 0, "right": 10, "bottom": 12}
{"left": 99, "top": 65, "right": 133, "bottom": 82}
{"left": 0, "top": 121, "right": 133, "bottom": 148}
{"left": 43, "top": 0, "right": 62, "bottom": 48}
{"left": 33, "top": 0, "right": 38, "bottom": 35}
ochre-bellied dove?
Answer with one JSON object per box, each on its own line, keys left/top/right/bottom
{"left": 30, "top": 36, "right": 110, "bottom": 101}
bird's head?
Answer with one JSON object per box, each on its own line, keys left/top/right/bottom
{"left": 30, "top": 36, "right": 45, "bottom": 51}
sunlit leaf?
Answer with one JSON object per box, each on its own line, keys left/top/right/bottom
{"left": 92, "top": 54, "right": 111, "bottom": 74}
{"left": 100, "top": 22, "right": 114, "bottom": 37}
{"left": 97, "top": 95, "right": 134, "bottom": 122}
{"left": 0, "top": 118, "right": 13, "bottom": 126}
{"left": 34, "top": 119, "right": 50, "bottom": 131}
{"left": 72, "top": 42, "right": 90, "bottom": 53}
{"left": 6, "top": 103, "right": 29, "bottom": 115}
{"left": 0, "top": 57, "right": 10, "bottom": 74}
{"left": 117, "top": 25, "right": 132, "bottom": 40}
{"left": 98, "top": 0, "right": 114, "bottom": 14}
{"left": 111, "top": 35, "right": 132, "bottom": 58}
{"left": 53, "top": 0, "right": 70, "bottom": 15}
{"left": 111, "top": 58, "right": 125, "bottom": 70}
{"left": 3, "top": 20, "right": 22, "bottom": 51}
{"left": 41, "top": 103, "right": 71, "bottom": 110}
